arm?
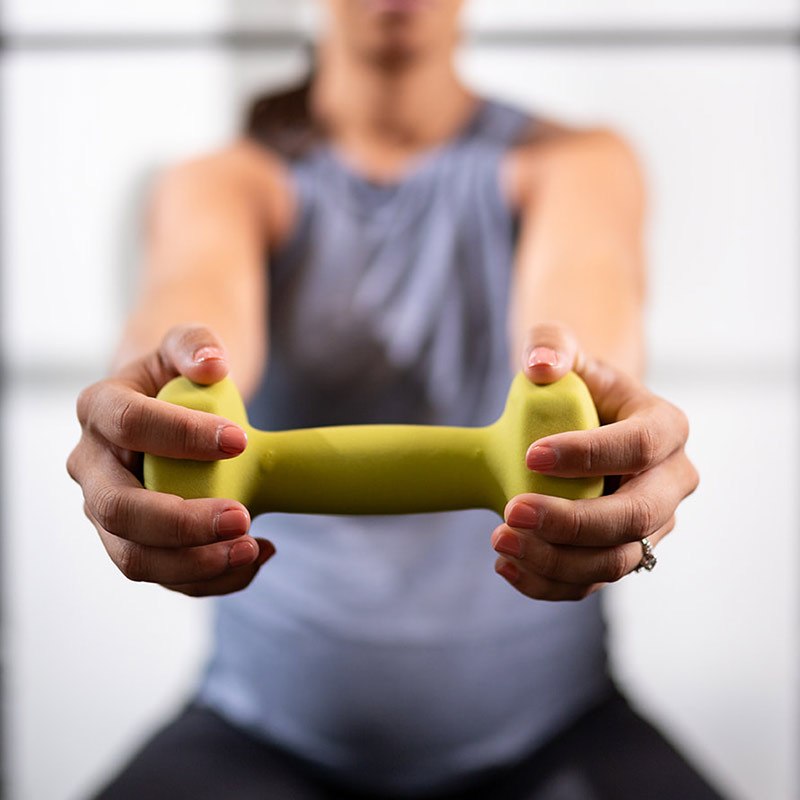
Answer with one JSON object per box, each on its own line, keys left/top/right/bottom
{"left": 507, "top": 129, "right": 645, "bottom": 377}
{"left": 68, "top": 141, "right": 294, "bottom": 596}
{"left": 117, "top": 139, "right": 293, "bottom": 395}
{"left": 492, "top": 129, "right": 699, "bottom": 601}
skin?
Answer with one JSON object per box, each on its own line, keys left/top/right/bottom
{"left": 67, "top": 0, "right": 698, "bottom": 600}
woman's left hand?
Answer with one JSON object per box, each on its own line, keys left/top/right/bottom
{"left": 491, "top": 324, "right": 699, "bottom": 601}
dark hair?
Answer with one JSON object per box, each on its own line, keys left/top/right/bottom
{"left": 245, "top": 56, "right": 324, "bottom": 160}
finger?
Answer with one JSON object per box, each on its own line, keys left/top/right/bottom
{"left": 505, "top": 450, "right": 698, "bottom": 547}
{"left": 74, "top": 441, "right": 250, "bottom": 547}
{"left": 493, "top": 523, "right": 627, "bottom": 584}
{"left": 526, "top": 400, "right": 689, "bottom": 477}
{"left": 76, "top": 380, "right": 246, "bottom": 460}
{"left": 93, "top": 520, "right": 260, "bottom": 585}
{"left": 521, "top": 322, "right": 579, "bottom": 385}
{"left": 112, "top": 324, "right": 230, "bottom": 399}
{"left": 165, "top": 539, "right": 275, "bottom": 597}
{"left": 494, "top": 555, "right": 602, "bottom": 602}
{"left": 160, "top": 323, "right": 230, "bottom": 386}
{"left": 492, "top": 515, "right": 675, "bottom": 586}
{"left": 572, "top": 355, "right": 684, "bottom": 434}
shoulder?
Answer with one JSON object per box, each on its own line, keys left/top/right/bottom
{"left": 502, "top": 121, "right": 645, "bottom": 213}
{"left": 150, "top": 139, "right": 296, "bottom": 249}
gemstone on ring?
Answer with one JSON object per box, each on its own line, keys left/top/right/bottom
{"left": 635, "top": 537, "right": 657, "bottom": 572}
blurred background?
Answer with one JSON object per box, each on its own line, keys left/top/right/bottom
{"left": 1, "top": 1, "right": 797, "bottom": 798}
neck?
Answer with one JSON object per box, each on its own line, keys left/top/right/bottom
{"left": 311, "top": 38, "right": 476, "bottom": 177}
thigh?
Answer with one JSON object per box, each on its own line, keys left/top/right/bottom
{"left": 90, "top": 704, "right": 336, "bottom": 800}
{"left": 497, "top": 688, "right": 727, "bottom": 800}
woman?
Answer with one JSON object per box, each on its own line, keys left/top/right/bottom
{"left": 68, "top": 1, "right": 714, "bottom": 798}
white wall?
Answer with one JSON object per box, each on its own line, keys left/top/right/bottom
{"left": 2, "top": 2, "right": 797, "bottom": 799}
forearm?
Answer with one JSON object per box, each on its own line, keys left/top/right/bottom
{"left": 510, "top": 247, "right": 644, "bottom": 378}
{"left": 112, "top": 146, "right": 277, "bottom": 398}
{"left": 509, "top": 130, "right": 646, "bottom": 378}
{"left": 116, "top": 266, "right": 267, "bottom": 398}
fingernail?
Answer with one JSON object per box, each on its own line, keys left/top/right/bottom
{"left": 215, "top": 508, "right": 249, "bottom": 540}
{"left": 218, "top": 425, "right": 247, "bottom": 455}
{"left": 228, "top": 539, "right": 257, "bottom": 567}
{"left": 496, "top": 560, "right": 520, "bottom": 584}
{"left": 193, "top": 346, "right": 224, "bottom": 363}
{"left": 527, "top": 346, "right": 559, "bottom": 368}
{"left": 527, "top": 445, "right": 558, "bottom": 471}
{"left": 493, "top": 532, "right": 523, "bottom": 558}
{"left": 506, "top": 502, "right": 543, "bottom": 530}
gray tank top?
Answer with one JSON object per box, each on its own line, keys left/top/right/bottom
{"left": 198, "top": 99, "right": 610, "bottom": 794}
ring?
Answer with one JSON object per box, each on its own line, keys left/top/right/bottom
{"left": 634, "top": 537, "right": 657, "bottom": 573}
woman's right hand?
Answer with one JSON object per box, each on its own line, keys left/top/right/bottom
{"left": 67, "top": 324, "right": 275, "bottom": 597}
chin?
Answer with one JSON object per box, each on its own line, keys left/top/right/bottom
{"left": 358, "top": 8, "right": 432, "bottom": 66}
{"left": 329, "top": 0, "right": 456, "bottom": 67}
{"left": 362, "top": 0, "right": 434, "bottom": 13}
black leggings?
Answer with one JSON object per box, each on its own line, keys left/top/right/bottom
{"left": 92, "top": 688, "right": 726, "bottom": 800}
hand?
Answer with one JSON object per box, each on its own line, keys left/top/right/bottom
{"left": 67, "top": 324, "right": 275, "bottom": 596}
{"left": 491, "top": 323, "right": 699, "bottom": 601}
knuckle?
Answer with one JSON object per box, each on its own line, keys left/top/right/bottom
{"left": 66, "top": 448, "right": 81, "bottom": 482}
{"left": 94, "top": 487, "right": 125, "bottom": 534}
{"left": 672, "top": 404, "right": 690, "bottom": 443}
{"left": 629, "top": 494, "right": 659, "bottom": 538}
{"left": 110, "top": 398, "right": 139, "bottom": 446}
{"left": 605, "top": 547, "right": 629, "bottom": 582}
{"left": 687, "top": 461, "right": 700, "bottom": 494}
{"left": 174, "top": 416, "right": 206, "bottom": 455}
{"left": 583, "top": 435, "right": 601, "bottom": 473}
{"left": 572, "top": 584, "right": 597, "bottom": 602}
{"left": 176, "top": 324, "right": 201, "bottom": 352}
{"left": 188, "top": 416, "right": 207, "bottom": 449}
{"left": 632, "top": 425, "right": 658, "bottom": 471}
{"left": 166, "top": 322, "right": 194, "bottom": 343}
{"left": 76, "top": 383, "right": 100, "bottom": 427}
{"left": 117, "top": 543, "right": 147, "bottom": 582}
{"left": 167, "top": 322, "right": 215, "bottom": 359}
{"left": 562, "top": 505, "right": 584, "bottom": 545}
{"left": 585, "top": 357, "right": 614, "bottom": 395}
{"left": 537, "top": 544, "right": 564, "bottom": 580}
{"left": 520, "top": 576, "right": 549, "bottom": 601}
{"left": 187, "top": 544, "right": 223, "bottom": 577}
{"left": 172, "top": 503, "right": 201, "bottom": 548}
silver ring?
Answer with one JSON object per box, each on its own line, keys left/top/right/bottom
{"left": 634, "top": 537, "right": 657, "bottom": 572}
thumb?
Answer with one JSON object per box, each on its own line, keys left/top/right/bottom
{"left": 160, "top": 323, "right": 231, "bottom": 386}
{"left": 521, "top": 322, "right": 579, "bottom": 385}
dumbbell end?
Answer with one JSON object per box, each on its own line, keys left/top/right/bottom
{"left": 143, "top": 377, "right": 256, "bottom": 506}
{"left": 487, "top": 371, "right": 604, "bottom": 511}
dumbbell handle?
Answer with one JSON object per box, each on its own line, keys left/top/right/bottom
{"left": 144, "top": 372, "right": 603, "bottom": 518}
{"left": 241, "top": 423, "right": 496, "bottom": 516}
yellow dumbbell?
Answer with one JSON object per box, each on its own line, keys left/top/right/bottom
{"left": 144, "top": 372, "right": 603, "bottom": 517}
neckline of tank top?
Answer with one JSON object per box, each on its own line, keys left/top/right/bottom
{"left": 321, "top": 97, "right": 491, "bottom": 195}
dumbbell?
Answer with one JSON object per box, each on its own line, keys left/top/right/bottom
{"left": 143, "top": 372, "right": 603, "bottom": 518}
